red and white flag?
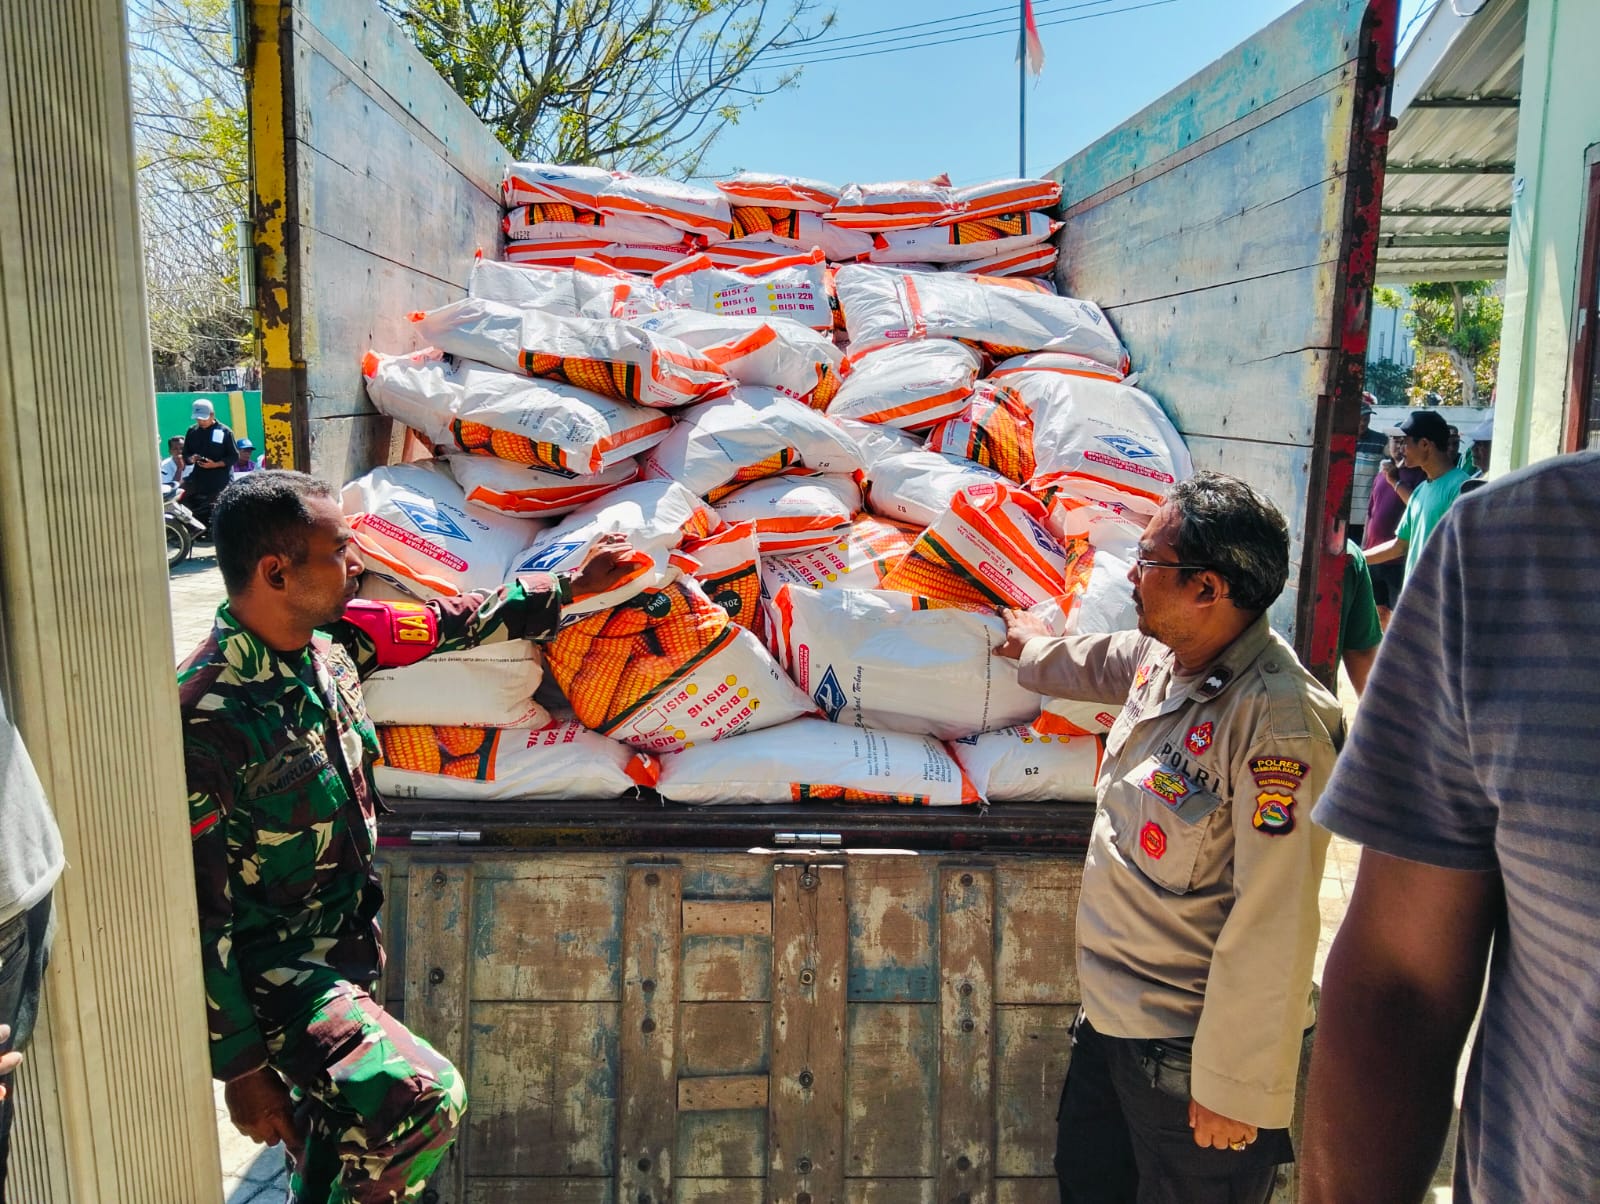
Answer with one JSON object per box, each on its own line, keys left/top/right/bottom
{"left": 1020, "top": 0, "right": 1046, "bottom": 76}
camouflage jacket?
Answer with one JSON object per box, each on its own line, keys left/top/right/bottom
{"left": 179, "top": 579, "right": 561, "bottom": 1081}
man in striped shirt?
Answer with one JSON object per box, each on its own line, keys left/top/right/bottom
{"left": 1301, "top": 452, "right": 1600, "bottom": 1203}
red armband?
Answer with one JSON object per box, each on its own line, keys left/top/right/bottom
{"left": 341, "top": 599, "right": 440, "bottom": 668}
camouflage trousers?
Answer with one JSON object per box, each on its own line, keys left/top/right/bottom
{"left": 267, "top": 979, "right": 465, "bottom": 1204}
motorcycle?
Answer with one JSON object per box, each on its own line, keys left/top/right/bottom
{"left": 163, "top": 481, "right": 206, "bottom": 568}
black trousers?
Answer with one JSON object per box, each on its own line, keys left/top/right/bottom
{"left": 1056, "top": 1014, "right": 1293, "bottom": 1204}
{"left": 0, "top": 895, "right": 53, "bottom": 1204}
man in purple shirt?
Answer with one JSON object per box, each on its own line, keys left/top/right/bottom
{"left": 1362, "top": 432, "right": 1425, "bottom": 620}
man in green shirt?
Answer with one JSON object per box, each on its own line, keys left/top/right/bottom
{"left": 180, "top": 471, "right": 634, "bottom": 1203}
{"left": 1365, "top": 411, "right": 1471, "bottom": 584}
{"left": 1338, "top": 539, "right": 1382, "bottom": 696}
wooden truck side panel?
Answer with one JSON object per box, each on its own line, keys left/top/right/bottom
{"left": 1053, "top": 0, "right": 1396, "bottom": 675}
{"left": 246, "top": 0, "right": 506, "bottom": 480}
{"left": 383, "top": 853, "right": 1079, "bottom": 1204}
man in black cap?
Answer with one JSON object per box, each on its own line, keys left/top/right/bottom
{"left": 1363, "top": 410, "right": 1471, "bottom": 584}
{"left": 1349, "top": 393, "right": 1385, "bottom": 547}
{"left": 181, "top": 398, "right": 237, "bottom": 529}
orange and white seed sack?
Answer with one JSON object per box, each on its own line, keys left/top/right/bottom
{"left": 940, "top": 244, "right": 1059, "bottom": 278}
{"left": 544, "top": 577, "right": 812, "bottom": 752}
{"left": 1030, "top": 547, "right": 1137, "bottom": 738}
{"left": 879, "top": 482, "right": 1089, "bottom": 610}
{"left": 631, "top": 310, "right": 843, "bottom": 405}
{"left": 597, "top": 174, "right": 734, "bottom": 240}
{"left": 508, "top": 480, "right": 720, "bottom": 615}
{"left": 653, "top": 250, "right": 833, "bottom": 331}
{"left": 715, "top": 172, "right": 842, "bottom": 213}
{"left": 445, "top": 453, "right": 642, "bottom": 518}
{"left": 467, "top": 256, "right": 671, "bottom": 320}
{"left": 940, "top": 177, "right": 1062, "bottom": 223}
{"left": 924, "top": 380, "right": 1036, "bottom": 483}
{"left": 863, "top": 449, "right": 1008, "bottom": 529}
{"left": 342, "top": 463, "right": 541, "bottom": 599}
{"left": 768, "top": 585, "right": 1041, "bottom": 740}
{"left": 826, "top": 340, "right": 980, "bottom": 432}
{"left": 833, "top": 265, "right": 1129, "bottom": 370}
{"left": 655, "top": 716, "right": 978, "bottom": 806}
{"left": 682, "top": 521, "right": 763, "bottom": 629}
{"left": 713, "top": 475, "right": 861, "bottom": 554}
{"left": 363, "top": 640, "right": 549, "bottom": 729}
{"left": 362, "top": 350, "right": 673, "bottom": 475}
{"left": 761, "top": 515, "right": 918, "bottom": 595}
{"left": 836, "top": 417, "right": 925, "bottom": 469}
{"left": 413, "top": 299, "right": 732, "bottom": 409}
{"left": 643, "top": 388, "right": 863, "bottom": 500}
{"left": 867, "top": 212, "right": 1061, "bottom": 265}
{"left": 1015, "top": 373, "right": 1193, "bottom": 513}
{"left": 715, "top": 211, "right": 874, "bottom": 262}
{"left": 375, "top": 720, "right": 654, "bottom": 801}
{"left": 988, "top": 349, "right": 1127, "bottom": 385}
{"left": 503, "top": 203, "right": 685, "bottom": 248}
{"left": 947, "top": 726, "right": 1100, "bottom": 803}
{"left": 503, "top": 162, "right": 616, "bottom": 208}
{"left": 826, "top": 177, "right": 958, "bottom": 231}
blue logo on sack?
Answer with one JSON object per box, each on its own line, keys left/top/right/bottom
{"left": 393, "top": 498, "right": 466, "bottom": 540}
{"left": 518, "top": 539, "right": 586, "bottom": 573}
{"left": 1022, "top": 513, "right": 1066, "bottom": 556}
{"left": 813, "top": 666, "right": 847, "bottom": 722}
{"left": 1096, "top": 434, "right": 1157, "bottom": 460}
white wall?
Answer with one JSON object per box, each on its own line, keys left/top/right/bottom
{"left": 1492, "top": 0, "right": 1600, "bottom": 471}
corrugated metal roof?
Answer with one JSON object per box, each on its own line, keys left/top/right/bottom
{"left": 1377, "top": 0, "right": 1527, "bottom": 283}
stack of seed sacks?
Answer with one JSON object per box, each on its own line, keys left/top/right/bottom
{"left": 350, "top": 163, "right": 1194, "bottom": 808}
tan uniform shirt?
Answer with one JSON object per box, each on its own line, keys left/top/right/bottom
{"left": 1017, "top": 614, "right": 1342, "bottom": 1128}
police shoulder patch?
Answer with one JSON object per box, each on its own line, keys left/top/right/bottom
{"left": 1252, "top": 791, "right": 1296, "bottom": 835}
{"left": 1249, "top": 755, "right": 1308, "bottom": 792}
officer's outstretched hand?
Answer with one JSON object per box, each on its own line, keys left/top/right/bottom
{"left": 569, "top": 532, "right": 644, "bottom": 600}
{"left": 994, "top": 607, "right": 1051, "bottom": 660}
{"left": 0, "top": 1025, "right": 21, "bottom": 1102}
{"left": 225, "top": 1065, "right": 300, "bottom": 1152}
{"left": 1188, "top": 1097, "right": 1258, "bottom": 1151}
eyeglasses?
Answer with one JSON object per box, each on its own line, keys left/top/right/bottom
{"left": 1132, "top": 558, "right": 1213, "bottom": 575}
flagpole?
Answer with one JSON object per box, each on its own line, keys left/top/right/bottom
{"left": 1018, "top": 0, "right": 1027, "bottom": 176}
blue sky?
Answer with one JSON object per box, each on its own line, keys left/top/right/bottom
{"left": 701, "top": 0, "right": 1434, "bottom": 185}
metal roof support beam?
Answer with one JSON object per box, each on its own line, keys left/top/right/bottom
{"left": 1387, "top": 161, "right": 1517, "bottom": 174}
{"left": 1408, "top": 95, "right": 1521, "bottom": 109}
{"left": 1381, "top": 206, "right": 1513, "bottom": 218}
{"left": 1382, "top": 233, "right": 1511, "bottom": 248}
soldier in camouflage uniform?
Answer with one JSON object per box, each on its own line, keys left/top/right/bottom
{"left": 179, "top": 471, "right": 633, "bottom": 1203}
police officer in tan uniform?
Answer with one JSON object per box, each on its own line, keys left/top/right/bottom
{"left": 996, "top": 471, "right": 1342, "bottom": 1203}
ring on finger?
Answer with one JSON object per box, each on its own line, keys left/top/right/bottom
{"left": 1229, "top": 1139, "right": 1248, "bottom": 1151}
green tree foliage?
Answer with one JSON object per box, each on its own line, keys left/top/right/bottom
{"left": 1374, "top": 282, "right": 1502, "bottom": 407}
{"left": 129, "top": 0, "right": 251, "bottom": 389}
{"left": 384, "top": 0, "right": 834, "bottom": 176}
{"left": 1363, "top": 357, "right": 1412, "bottom": 408}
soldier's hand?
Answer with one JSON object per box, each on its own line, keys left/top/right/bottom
{"left": 1188, "top": 1097, "right": 1258, "bottom": 1151}
{"left": 225, "top": 1066, "right": 299, "bottom": 1149}
{"left": 994, "top": 607, "right": 1051, "bottom": 660}
{"left": 568, "top": 532, "right": 645, "bottom": 600}
{"left": 0, "top": 1025, "right": 21, "bottom": 1102}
